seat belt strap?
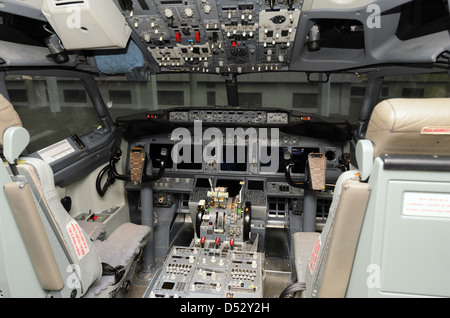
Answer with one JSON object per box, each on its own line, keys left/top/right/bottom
{"left": 101, "top": 262, "right": 126, "bottom": 284}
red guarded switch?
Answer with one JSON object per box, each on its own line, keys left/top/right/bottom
{"left": 195, "top": 30, "right": 201, "bottom": 42}
{"left": 175, "top": 31, "right": 181, "bottom": 43}
{"left": 215, "top": 237, "right": 220, "bottom": 248}
{"left": 200, "top": 236, "right": 206, "bottom": 247}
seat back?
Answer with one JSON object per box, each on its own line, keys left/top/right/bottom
{"left": 347, "top": 98, "right": 450, "bottom": 297}
{"left": 365, "top": 98, "right": 450, "bottom": 158}
{"left": 16, "top": 158, "right": 103, "bottom": 295}
{"left": 0, "top": 94, "right": 102, "bottom": 297}
{"left": 0, "top": 94, "right": 51, "bottom": 297}
{"left": 298, "top": 170, "right": 370, "bottom": 298}
{"left": 1, "top": 94, "right": 150, "bottom": 298}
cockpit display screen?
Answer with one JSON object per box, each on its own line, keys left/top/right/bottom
{"left": 291, "top": 147, "right": 320, "bottom": 173}
{"left": 220, "top": 146, "right": 248, "bottom": 172}
{"left": 259, "top": 146, "right": 288, "bottom": 173}
{"left": 150, "top": 144, "right": 173, "bottom": 169}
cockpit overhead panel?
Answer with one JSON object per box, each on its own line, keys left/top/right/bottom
{"left": 117, "top": 0, "right": 303, "bottom": 74}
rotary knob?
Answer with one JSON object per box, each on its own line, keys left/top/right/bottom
{"left": 185, "top": 7, "right": 193, "bottom": 17}
{"left": 164, "top": 8, "right": 173, "bottom": 18}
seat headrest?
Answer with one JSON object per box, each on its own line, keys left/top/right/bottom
{"left": 366, "top": 98, "right": 450, "bottom": 158}
{"left": 0, "top": 94, "right": 22, "bottom": 147}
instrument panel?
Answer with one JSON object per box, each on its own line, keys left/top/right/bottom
{"left": 130, "top": 125, "right": 344, "bottom": 189}
{"left": 125, "top": 108, "right": 345, "bottom": 298}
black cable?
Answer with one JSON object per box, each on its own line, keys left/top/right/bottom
{"left": 95, "top": 164, "right": 116, "bottom": 197}
{"left": 109, "top": 147, "right": 131, "bottom": 181}
{"left": 279, "top": 282, "right": 306, "bottom": 298}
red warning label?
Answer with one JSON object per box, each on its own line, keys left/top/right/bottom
{"left": 66, "top": 220, "right": 89, "bottom": 260}
{"left": 309, "top": 236, "right": 321, "bottom": 275}
{"left": 421, "top": 126, "right": 450, "bottom": 135}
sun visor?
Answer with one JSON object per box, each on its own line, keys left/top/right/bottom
{"left": 42, "top": 0, "right": 131, "bottom": 51}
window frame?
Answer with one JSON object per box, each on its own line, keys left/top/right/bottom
{"left": 1, "top": 69, "right": 117, "bottom": 187}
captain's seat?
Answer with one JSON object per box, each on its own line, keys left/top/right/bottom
{"left": 0, "top": 94, "right": 150, "bottom": 298}
{"left": 293, "top": 98, "right": 450, "bottom": 298}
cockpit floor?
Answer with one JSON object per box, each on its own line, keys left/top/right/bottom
{"left": 263, "top": 227, "right": 293, "bottom": 298}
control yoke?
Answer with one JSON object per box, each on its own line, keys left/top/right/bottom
{"left": 283, "top": 150, "right": 326, "bottom": 191}
{"left": 95, "top": 146, "right": 168, "bottom": 196}
{"left": 284, "top": 150, "right": 327, "bottom": 232}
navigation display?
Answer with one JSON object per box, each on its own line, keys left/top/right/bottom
{"left": 176, "top": 145, "right": 202, "bottom": 170}
{"left": 259, "top": 146, "right": 288, "bottom": 173}
{"left": 220, "top": 145, "right": 247, "bottom": 172}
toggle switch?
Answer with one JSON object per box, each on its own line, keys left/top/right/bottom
{"left": 200, "top": 236, "right": 206, "bottom": 247}
{"left": 215, "top": 237, "right": 220, "bottom": 248}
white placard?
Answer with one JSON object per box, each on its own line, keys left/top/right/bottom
{"left": 37, "top": 139, "right": 75, "bottom": 164}
{"left": 403, "top": 192, "right": 450, "bottom": 218}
